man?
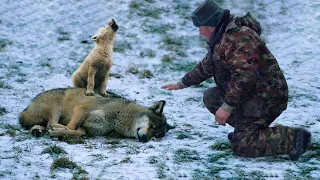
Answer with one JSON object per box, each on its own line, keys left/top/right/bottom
{"left": 161, "top": 0, "right": 311, "bottom": 160}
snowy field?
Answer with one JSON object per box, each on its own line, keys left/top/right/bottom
{"left": 0, "top": 0, "right": 319, "bottom": 179}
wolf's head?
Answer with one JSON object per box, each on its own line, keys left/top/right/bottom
{"left": 134, "top": 100, "right": 175, "bottom": 143}
{"left": 91, "top": 19, "right": 118, "bottom": 45}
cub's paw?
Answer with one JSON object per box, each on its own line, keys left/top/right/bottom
{"left": 100, "top": 92, "right": 109, "bottom": 97}
{"left": 30, "top": 125, "right": 46, "bottom": 137}
{"left": 85, "top": 90, "right": 95, "bottom": 96}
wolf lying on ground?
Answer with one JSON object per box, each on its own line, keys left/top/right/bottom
{"left": 72, "top": 19, "right": 118, "bottom": 97}
{"left": 19, "top": 88, "right": 174, "bottom": 142}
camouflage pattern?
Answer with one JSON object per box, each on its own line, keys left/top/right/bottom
{"left": 183, "top": 13, "right": 297, "bottom": 157}
{"left": 203, "top": 87, "right": 298, "bottom": 157}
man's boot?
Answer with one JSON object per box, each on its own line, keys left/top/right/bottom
{"left": 289, "top": 128, "right": 311, "bottom": 161}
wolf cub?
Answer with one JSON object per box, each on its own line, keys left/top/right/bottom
{"left": 72, "top": 19, "right": 118, "bottom": 96}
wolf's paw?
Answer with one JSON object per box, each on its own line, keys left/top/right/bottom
{"left": 30, "top": 125, "right": 46, "bottom": 137}
{"left": 100, "top": 92, "right": 109, "bottom": 97}
{"left": 85, "top": 90, "right": 95, "bottom": 96}
{"left": 48, "top": 127, "right": 67, "bottom": 137}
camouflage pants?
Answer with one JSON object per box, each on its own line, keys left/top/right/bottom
{"left": 203, "top": 87, "right": 298, "bottom": 157}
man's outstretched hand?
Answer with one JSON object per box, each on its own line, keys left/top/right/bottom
{"left": 161, "top": 83, "right": 185, "bottom": 90}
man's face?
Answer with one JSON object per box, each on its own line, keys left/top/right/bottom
{"left": 199, "top": 26, "right": 216, "bottom": 41}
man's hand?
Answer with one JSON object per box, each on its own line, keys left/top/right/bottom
{"left": 215, "top": 106, "right": 231, "bottom": 126}
{"left": 161, "top": 83, "right": 186, "bottom": 90}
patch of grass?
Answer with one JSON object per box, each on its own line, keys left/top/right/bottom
{"left": 174, "top": 148, "right": 200, "bottom": 163}
{"left": 50, "top": 157, "right": 78, "bottom": 171}
{"left": 59, "top": 136, "right": 85, "bottom": 144}
{"left": 42, "top": 144, "right": 67, "bottom": 156}
{"left": 0, "top": 80, "right": 11, "bottom": 89}
{"left": 207, "top": 166, "right": 227, "bottom": 178}
{"left": 105, "top": 139, "right": 122, "bottom": 148}
{"left": 15, "top": 78, "right": 27, "bottom": 83}
{"left": 129, "top": 1, "right": 165, "bottom": 19}
{"left": 0, "top": 107, "right": 8, "bottom": 116}
{"left": 0, "top": 39, "right": 12, "bottom": 51}
{"left": 89, "top": 154, "right": 107, "bottom": 161}
{"left": 139, "top": 49, "right": 156, "bottom": 58}
{"left": 156, "top": 61, "right": 197, "bottom": 74}
{"left": 120, "top": 156, "right": 132, "bottom": 163}
{"left": 57, "top": 29, "right": 71, "bottom": 41}
{"left": 0, "top": 170, "right": 13, "bottom": 178}
{"left": 207, "top": 151, "right": 233, "bottom": 163}
{"left": 288, "top": 91, "right": 319, "bottom": 102}
{"left": 191, "top": 169, "right": 210, "bottom": 180}
{"left": 1, "top": 124, "right": 20, "bottom": 137}
{"left": 142, "top": 22, "right": 175, "bottom": 34}
{"left": 160, "top": 54, "right": 176, "bottom": 63}
{"left": 156, "top": 162, "right": 167, "bottom": 179}
{"left": 114, "top": 40, "right": 132, "bottom": 53}
{"left": 109, "top": 73, "right": 123, "bottom": 79}
{"left": 139, "top": 69, "right": 153, "bottom": 79}
{"left": 126, "top": 144, "right": 140, "bottom": 155}
{"left": 209, "top": 140, "right": 231, "bottom": 151}
{"left": 148, "top": 156, "right": 159, "bottom": 164}
{"left": 299, "top": 166, "right": 319, "bottom": 178}
{"left": 176, "top": 131, "right": 193, "bottom": 140}
{"left": 128, "top": 65, "right": 140, "bottom": 74}
{"left": 72, "top": 168, "right": 89, "bottom": 180}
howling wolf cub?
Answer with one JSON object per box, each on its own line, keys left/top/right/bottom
{"left": 19, "top": 88, "right": 174, "bottom": 142}
{"left": 72, "top": 19, "right": 118, "bottom": 97}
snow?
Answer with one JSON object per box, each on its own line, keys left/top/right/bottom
{"left": 0, "top": 0, "right": 319, "bottom": 179}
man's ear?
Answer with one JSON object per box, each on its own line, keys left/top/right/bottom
{"left": 149, "top": 100, "right": 166, "bottom": 115}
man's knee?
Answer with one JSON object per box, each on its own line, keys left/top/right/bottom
{"left": 203, "top": 87, "right": 223, "bottom": 114}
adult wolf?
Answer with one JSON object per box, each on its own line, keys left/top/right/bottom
{"left": 19, "top": 88, "right": 174, "bottom": 142}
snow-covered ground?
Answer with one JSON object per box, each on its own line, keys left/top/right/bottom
{"left": 0, "top": 0, "right": 319, "bottom": 179}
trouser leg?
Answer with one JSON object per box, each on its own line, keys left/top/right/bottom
{"left": 203, "top": 87, "right": 235, "bottom": 127}
{"left": 231, "top": 124, "right": 298, "bottom": 157}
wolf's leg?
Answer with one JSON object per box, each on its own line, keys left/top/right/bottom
{"left": 49, "top": 127, "right": 86, "bottom": 137}
{"left": 66, "top": 105, "right": 88, "bottom": 130}
{"left": 86, "top": 66, "right": 97, "bottom": 96}
{"left": 30, "top": 125, "right": 46, "bottom": 137}
{"left": 72, "top": 72, "right": 86, "bottom": 88}
{"left": 46, "top": 109, "right": 63, "bottom": 129}
{"left": 98, "top": 71, "right": 110, "bottom": 97}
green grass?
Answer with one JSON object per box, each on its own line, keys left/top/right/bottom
{"left": 120, "top": 156, "right": 132, "bottom": 163}
{"left": 173, "top": 148, "right": 200, "bottom": 163}
{"left": 142, "top": 22, "right": 175, "bottom": 35}
{"left": 0, "top": 80, "right": 11, "bottom": 89}
{"left": 0, "top": 107, "right": 8, "bottom": 116}
{"left": 129, "top": 0, "right": 165, "bottom": 19}
{"left": 176, "top": 131, "right": 193, "bottom": 140}
{"left": 209, "top": 139, "right": 231, "bottom": 151}
{"left": 114, "top": 40, "right": 132, "bottom": 53}
{"left": 57, "top": 29, "right": 71, "bottom": 41}
{"left": 139, "top": 69, "right": 153, "bottom": 79}
{"left": 50, "top": 157, "right": 78, "bottom": 171}
{"left": 0, "top": 39, "right": 12, "bottom": 51}
{"left": 41, "top": 144, "right": 67, "bottom": 156}
{"left": 139, "top": 48, "right": 156, "bottom": 58}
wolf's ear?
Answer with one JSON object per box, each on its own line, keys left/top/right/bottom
{"left": 149, "top": 100, "right": 166, "bottom": 115}
{"left": 166, "top": 123, "right": 175, "bottom": 132}
{"left": 91, "top": 35, "right": 98, "bottom": 42}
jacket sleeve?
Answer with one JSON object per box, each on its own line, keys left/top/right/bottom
{"left": 224, "top": 30, "right": 261, "bottom": 106}
{"left": 181, "top": 53, "right": 214, "bottom": 87}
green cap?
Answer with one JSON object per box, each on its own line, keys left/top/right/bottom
{"left": 191, "top": 0, "right": 224, "bottom": 27}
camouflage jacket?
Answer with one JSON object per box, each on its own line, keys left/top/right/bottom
{"left": 181, "top": 13, "right": 288, "bottom": 116}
